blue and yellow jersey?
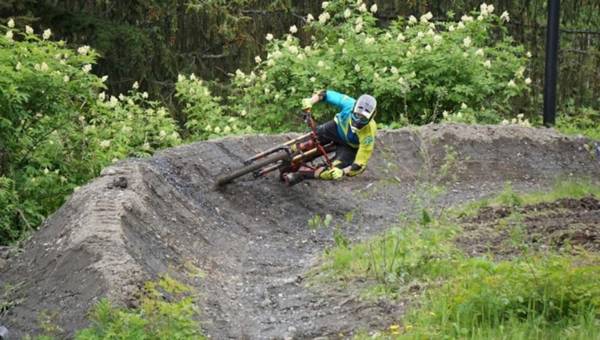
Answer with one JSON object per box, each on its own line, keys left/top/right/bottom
{"left": 324, "top": 90, "right": 377, "bottom": 167}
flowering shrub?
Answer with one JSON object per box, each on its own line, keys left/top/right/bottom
{"left": 223, "top": 0, "right": 530, "bottom": 131}
{"left": 0, "top": 21, "right": 180, "bottom": 244}
{"left": 175, "top": 75, "right": 253, "bottom": 140}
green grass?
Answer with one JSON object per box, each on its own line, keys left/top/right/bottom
{"left": 313, "top": 179, "right": 600, "bottom": 339}
{"left": 313, "top": 216, "right": 461, "bottom": 299}
{"left": 75, "top": 276, "right": 204, "bottom": 340}
{"left": 401, "top": 254, "right": 600, "bottom": 339}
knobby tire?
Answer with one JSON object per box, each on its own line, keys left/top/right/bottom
{"left": 215, "top": 152, "right": 289, "bottom": 187}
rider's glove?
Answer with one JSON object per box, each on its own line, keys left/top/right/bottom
{"left": 346, "top": 163, "right": 365, "bottom": 177}
{"left": 319, "top": 167, "right": 344, "bottom": 180}
{"left": 301, "top": 98, "right": 313, "bottom": 110}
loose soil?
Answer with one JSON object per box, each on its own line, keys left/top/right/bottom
{"left": 1, "top": 124, "right": 599, "bottom": 339}
{"left": 457, "top": 196, "right": 600, "bottom": 259}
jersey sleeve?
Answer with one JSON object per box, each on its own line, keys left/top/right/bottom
{"left": 324, "top": 90, "right": 355, "bottom": 112}
{"left": 353, "top": 123, "right": 377, "bottom": 167}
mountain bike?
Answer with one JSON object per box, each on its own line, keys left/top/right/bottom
{"left": 215, "top": 110, "right": 334, "bottom": 187}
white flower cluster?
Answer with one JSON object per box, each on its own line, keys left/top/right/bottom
{"left": 461, "top": 15, "right": 473, "bottom": 23}
{"left": 34, "top": 62, "right": 49, "bottom": 72}
{"left": 500, "top": 11, "right": 510, "bottom": 22}
{"left": 354, "top": 17, "right": 363, "bottom": 32}
{"left": 318, "top": 12, "right": 331, "bottom": 24}
{"left": 478, "top": 3, "right": 495, "bottom": 20}
{"left": 515, "top": 66, "right": 525, "bottom": 78}
{"left": 463, "top": 36, "right": 472, "bottom": 48}
{"left": 502, "top": 113, "right": 531, "bottom": 127}
{"left": 420, "top": 12, "right": 433, "bottom": 23}
{"left": 77, "top": 45, "right": 91, "bottom": 55}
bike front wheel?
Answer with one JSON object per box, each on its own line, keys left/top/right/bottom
{"left": 215, "top": 152, "right": 289, "bottom": 187}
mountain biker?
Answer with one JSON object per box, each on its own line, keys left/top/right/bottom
{"left": 283, "top": 90, "right": 377, "bottom": 185}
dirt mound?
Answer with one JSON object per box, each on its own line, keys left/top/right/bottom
{"left": 1, "top": 124, "right": 599, "bottom": 338}
{"left": 457, "top": 196, "right": 600, "bottom": 258}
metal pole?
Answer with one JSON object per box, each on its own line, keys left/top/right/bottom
{"left": 543, "top": 0, "right": 560, "bottom": 126}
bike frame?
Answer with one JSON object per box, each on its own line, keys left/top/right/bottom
{"left": 215, "top": 110, "right": 335, "bottom": 186}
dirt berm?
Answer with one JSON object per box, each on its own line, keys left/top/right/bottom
{"left": 1, "top": 124, "right": 599, "bottom": 339}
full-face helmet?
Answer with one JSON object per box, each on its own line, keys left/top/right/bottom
{"left": 351, "top": 94, "right": 377, "bottom": 132}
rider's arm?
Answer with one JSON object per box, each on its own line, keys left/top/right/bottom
{"left": 323, "top": 90, "right": 355, "bottom": 112}
{"left": 344, "top": 124, "right": 376, "bottom": 176}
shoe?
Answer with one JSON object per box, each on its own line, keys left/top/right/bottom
{"left": 283, "top": 172, "right": 304, "bottom": 186}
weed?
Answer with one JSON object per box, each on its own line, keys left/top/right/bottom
{"left": 497, "top": 182, "right": 524, "bottom": 207}
{"left": 75, "top": 275, "right": 204, "bottom": 339}
{"left": 307, "top": 213, "right": 333, "bottom": 230}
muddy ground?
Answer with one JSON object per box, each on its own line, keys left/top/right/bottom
{"left": 0, "top": 124, "right": 599, "bottom": 339}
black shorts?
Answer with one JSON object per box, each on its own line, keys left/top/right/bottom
{"left": 316, "top": 120, "right": 357, "bottom": 168}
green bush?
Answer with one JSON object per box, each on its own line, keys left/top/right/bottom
{"left": 557, "top": 106, "right": 600, "bottom": 140}
{"left": 175, "top": 74, "right": 253, "bottom": 140}
{"left": 76, "top": 276, "right": 204, "bottom": 339}
{"left": 223, "top": 0, "right": 529, "bottom": 131}
{"left": 0, "top": 22, "right": 180, "bottom": 244}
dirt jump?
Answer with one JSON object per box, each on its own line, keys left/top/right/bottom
{"left": 1, "top": 124, "right": 599, "bottom": 339}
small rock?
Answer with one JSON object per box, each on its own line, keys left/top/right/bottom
{"left": 107, "top": 176, "right": 127, "bottom": 189}
{"left": 101, "top": 167, "right": 117, "bottom": 176}
{"left": 260, "top": 298, "right": 271, "bottom": 307}
{"left": 114, "top": 176, "right": 128, "bottom": 189}
{"left": 0, "top": 326, "right": 8, "bottom": 339}
{"left": 0, "top": 246, "right": 10, "bottom": 259}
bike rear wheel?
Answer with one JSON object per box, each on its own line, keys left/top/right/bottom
{"left": 215, "top": 152, "right": 289, "bottom": 187}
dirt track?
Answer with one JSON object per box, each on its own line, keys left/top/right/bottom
{"left": 1, "top": 124, "right": 599, "bottom": 339}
